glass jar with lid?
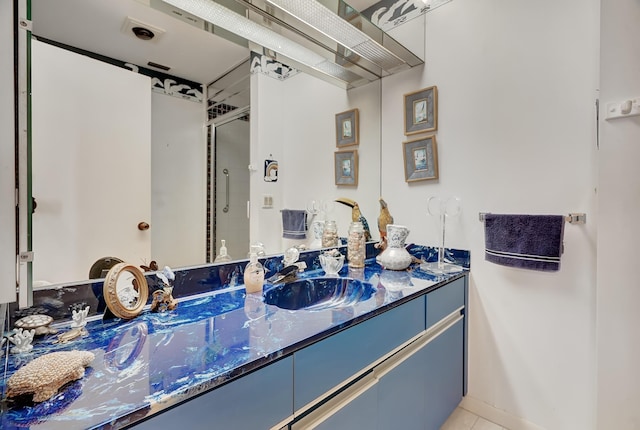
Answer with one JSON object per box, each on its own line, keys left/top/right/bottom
{"left": 322, "top": 220, "right": 339, "bottom": 248}
{"left": 347, "top": 221, "right": 365, "bottom": 268}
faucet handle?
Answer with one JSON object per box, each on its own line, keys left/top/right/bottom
{"left": 283, "top": 247, "right": 300, "bottom": 266}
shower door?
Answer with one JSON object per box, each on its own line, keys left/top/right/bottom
{"left": 212, "top": 115, "right": 250, "bottom": 261}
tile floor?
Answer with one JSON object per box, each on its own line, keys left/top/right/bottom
{"left": 441, "top": 407, "right": 508, "bottom": 430}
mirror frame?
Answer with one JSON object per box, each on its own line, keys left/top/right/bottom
{"left": 103, "top": 263, "right": 149, "bottom": 319}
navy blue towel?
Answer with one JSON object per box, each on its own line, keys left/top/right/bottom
{"left": 281, "top": 209, "right": 307, "bottom": 239}
{"left": 484, "top": 214, "right": 565, "bottom": 272}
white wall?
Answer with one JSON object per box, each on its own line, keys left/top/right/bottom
{"left": 281, "top": 74, "right": 382, "bottom": 243}
{"left": 597, "top": 0, "right": 640, "bottom": 427}
{"left": 251, "top": 71, "right": 382, "bottom": 254}
{"left": 151, "top": 92, "right": 206, "bottom": 268}
{"left": 255, "top": 2, "right": 638, "bottom": 428}
{"left": 251, "top": 72, "right": 285, "bottom": 255}
{"left": 380, "top": 1, "right": 599, "bottom": 429}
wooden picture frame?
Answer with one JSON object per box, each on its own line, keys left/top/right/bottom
{"left": 403, "top": 135, "right": 438, "bottom": 182}
{"left": 335, "top": 108, "right": 359, "bottom": 147}
{"left": 334, "top": 149, "right": 358, "bottom": 186}
{"left": 404, "top": 86, "right": 437, "bottom": 135}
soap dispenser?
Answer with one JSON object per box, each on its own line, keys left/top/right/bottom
{"left": 214, "top": 239, "right": 232, "bottom": 263}
{"left": 244, "top": 252, "right": 264, "bottom": 294}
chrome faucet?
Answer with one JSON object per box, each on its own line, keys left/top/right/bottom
{"left": 268, "top": 247, "right": 307, "bottom": 284}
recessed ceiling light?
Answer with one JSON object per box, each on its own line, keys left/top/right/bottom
{"left": 121, "top": 16, "right": 166, "bottom": 43}
{"left": 132, "top": 26, "right": 155, "bottom": 40}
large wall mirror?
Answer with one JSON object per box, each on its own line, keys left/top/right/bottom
{"left": 27, "top": 0, "right": 386, "bottom": 289}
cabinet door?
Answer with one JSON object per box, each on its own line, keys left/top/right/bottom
{"left": 290, "top": 373, "right": 379, "bottom": 430}
{"left": 294, "top": 297, "right": 424, "bottom": 411}
{"left": 133, "top": 356, "right": 293, "bottom": 430}
{"left": 313, "top": 381, "right": 379, "bottom": 430}
{"left": 425, "top": 319, "right": 464, "bottom": 430}
{"left": 377, "top": 345, "right": 427, "bottom": 429}
{"left": 426, "top": 277, "right": 465, "bottom": 329}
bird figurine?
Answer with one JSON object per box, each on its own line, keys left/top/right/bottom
{"left": 376, "top": 197, "right": 394, "bottom": 251}
{"left": 335, "top": 197, "right": 372, "bottom": 241}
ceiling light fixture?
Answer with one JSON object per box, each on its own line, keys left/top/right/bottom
{"left": 132, "top": 26, "right": 156, "bottom": 40}
{"left": 163, "top": 0, "right": 362, "bottom": 87}
{"left": 121, "top": 16, "right": 166, "bottom": 43}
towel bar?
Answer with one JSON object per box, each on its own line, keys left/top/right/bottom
{"left": 478, "top": 212, "right": 586, "bottom": 224}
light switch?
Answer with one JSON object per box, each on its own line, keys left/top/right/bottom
{"left": 262, "top": 194, "right": 273, "bottom": 208}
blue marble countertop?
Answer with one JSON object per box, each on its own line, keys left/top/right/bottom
{"left": 0, "top": 246, "right": 469, "bottom": 429}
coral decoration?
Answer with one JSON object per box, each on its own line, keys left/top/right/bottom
{"left": 7, "top": 350, "right": 94, "bottom": 402}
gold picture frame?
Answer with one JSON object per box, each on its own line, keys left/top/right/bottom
{"left": 404, "top": 86, "right": 437, "bottom": 135}
{"left": 335, "top": 108, "right": 359, "bottom": 147}
{"left": 334, "top": 149, "right": 358, "bottom": 186}
{"left": 403, "top": 135, "right": 438, "bottom": 182}
{"left": 103, "top": 263, "right": 149, "bottom": 319}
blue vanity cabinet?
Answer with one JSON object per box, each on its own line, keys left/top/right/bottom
{"left": 424, "top": 275, "right": 466, "bottom": 429}
{"left": 290, "top": 274, "right": 468, "bottom": 430}
{"left": 377, "top": 310, "right": 464, "bottom": 430}
{"left": 426, "top": 276, "right": 465, "bottom": 329}
{"left": 311, "top": 375, "right": 380, "bottom": 430}
{"left": 424, "top": 318, "right": 465, "bottom": 430}
{"left": 292, "top": 296, "right": 425, "bottom": 412}
{"left": 376, "top": 341, "right": 428, "bottom": 428}
{"left": 133, "top": 356, "right": 293, "bottom": 430}
{"left": 130, "top": 274, "right": 467, "bottom": 430}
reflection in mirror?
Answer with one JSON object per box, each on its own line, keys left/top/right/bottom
{"left": 103, "top": 263, "right": 149, "bottom": 319}
{"left": 28, "top": 0, "right": 383, "bottom": 291}
{"left": 213, "top": 112, "right": 251, "bottom": 260}
{"left": 104, "top": 322, "right": 149, "bottom": 371}
{"left": 117, "top": 272, "right": 140, "bottom": 310}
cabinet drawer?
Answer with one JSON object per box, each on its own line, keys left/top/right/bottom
{"left": 293, "top": 296, "right": 425, "bottom": 411}
{"left": 426, "top": 277, "right": 465, "bottom": 329}
{"left": 133, "top": 356, "right": 293, "bottom": 429}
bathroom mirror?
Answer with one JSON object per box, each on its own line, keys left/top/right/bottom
{"left": 26, "top": 0, "right": 383, "bottom": 289}
{"left": 103, "top": 263, "right": 150, "bottom": 319}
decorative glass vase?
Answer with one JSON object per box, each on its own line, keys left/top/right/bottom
{"left": 310, "top": 220, "right": 325, "bottom": 249}
{"left": 319, "top": 249, "right": 345, "bottom": 276}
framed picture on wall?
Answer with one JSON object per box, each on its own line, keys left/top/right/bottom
{"left": 264, "top": 159, "right": 278, "bottom": 182}
{"left": 334, "top": 149, "right": 358, "bottom": 186}
{"left": 335, "top": 108, "right": 359, "bottom": 147}
{"left": 404, "top": 86, "right": 437, "bottom": 135}
{"left": 403, "top": 135, "right": 438, "bottom": 182}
